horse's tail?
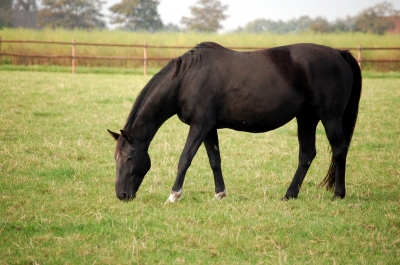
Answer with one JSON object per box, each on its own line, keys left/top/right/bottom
{"left": 320, "top": 51, "right": 362, "bottom": 191}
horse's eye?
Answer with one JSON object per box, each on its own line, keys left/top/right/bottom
{"left": 126, "top": 156, "right": 132, "bottom": 162}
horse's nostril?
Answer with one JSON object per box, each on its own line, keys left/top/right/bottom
{"left": 117, "top": 192, "right": 127, "bottom": 200}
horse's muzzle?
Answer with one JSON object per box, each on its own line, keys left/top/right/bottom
{"left": 116, "top": 191, "right": 136, "bottom": 202}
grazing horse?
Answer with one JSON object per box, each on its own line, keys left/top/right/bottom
{"left": 108, "top": 42, "right": 361, "bottom": 203}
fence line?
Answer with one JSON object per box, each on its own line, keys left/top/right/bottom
{"left": 1, "top": 37, "right": 400, "bottom": 74}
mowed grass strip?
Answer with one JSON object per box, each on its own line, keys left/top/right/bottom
{"left": 0, "top": 71, "right": 399, "bottom": 264}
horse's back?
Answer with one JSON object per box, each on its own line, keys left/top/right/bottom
{"left": 177, "top": 43, "right": 354, "bottom": 132}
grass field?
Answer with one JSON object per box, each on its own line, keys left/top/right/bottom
{"left": 1, "top": 28, "right": 400, "bottom": 71}
{"left": 0, "top": 70, "right": 399, "bottom": 264}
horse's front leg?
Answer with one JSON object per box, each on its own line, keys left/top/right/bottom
{"left": 204, "top": 128, "right": 226, "bottom": 200}
{"left": 166, "top": 123, "right": 210, "bottom": 203}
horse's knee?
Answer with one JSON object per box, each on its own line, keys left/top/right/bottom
{"left": 299, "top": 149, "right": 316, "bottom": 167}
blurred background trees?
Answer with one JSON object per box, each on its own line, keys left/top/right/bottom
{"left": 109, "top": 0, "right": 162, "bottom": 31}
{"left": 180, "top": 0, "right": 228, "bottom": 32}
{"left": 0, "top": 0, "right": 399, "bottom": 34}
{"left": 14, "top": 0, "right": 38, "bottom": 11}
{"left": 239, "top": 0, "right": 399, "bottom": 34}
{"left": 12, "top": 0, "right": 39, "bottom": 28}
{"left": 354, "top": 1, "right": 400, "bottom": 34}
{"left": 0, "top": 0, "right": 13, "bottom": 28}
{"left": 38, "top": 0, "right": 106, "bottom": 29}
{"left": 240, "top": 16, "right": 315, "bottom": 34}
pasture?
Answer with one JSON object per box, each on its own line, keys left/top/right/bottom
{"left": 0, "top": 70, "right": 399, "bottom": 264}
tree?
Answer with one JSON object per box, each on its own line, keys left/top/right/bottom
{"left": 240, "top": 16, "right": 314, "bottom": 34}
{"left": 241, "top": 19, "right": 282, "bottom": 33}
{"left": 330, "top": 16, "right": 355, "bottom": 32}
{"left": 309, "top": 17, "right": 330, "bottom": 33}
{"left": 354, "top": 1, "right": 400, "bottom": 34}
{"left": 163, "top": 22, "right": 180, "bottom": 32}
{"left": 109, "top": 0, "right": 163, "bottom": 31}
{"left": 12, "top": 0, "right": 39, "bottom": 29}
{"left": 13, "top": 0, "right": 38, "bottom": 11}
{"left": 282, "top": 16, "right": 314, "bottom": 33}
{"left": 0, "top": 0, "right": 13, "bottom": 28}
{"left": 180, "top": 0, "right": 228, "bottom": 32}
{"left": 38, "top": 0, "right": 106, "bottom": 29}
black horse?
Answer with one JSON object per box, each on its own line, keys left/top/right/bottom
{"left": 108, "top": 42, "right": 361, "bottom": 203}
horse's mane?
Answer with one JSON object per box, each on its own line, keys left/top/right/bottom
{"left": 123, "top": 71, "right": 166, "bottom": 132}
{"left": 172, "top": 42, "right": 224, "bottom": 78}
{"left": 123, "top": 42, "right": 223, "bottom": 132}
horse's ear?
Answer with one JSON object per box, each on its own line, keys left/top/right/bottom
{"left": 107, "top": 129, "right": 120, "bottom": 141}
{"left": 119, "top": 130, "right": 141, "bottom": 145}
{"left": 120, "top": 130, "right": 133, "bottom": 143}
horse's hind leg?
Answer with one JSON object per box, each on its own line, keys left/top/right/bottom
{"left": 204, "top": 128, "right": 226, "bottom": 199}
{"left": 321, "top": 119, "right": 348, "bottom": 199}
{"left": 284, "top": 109, "right": 319, "bottom": 200}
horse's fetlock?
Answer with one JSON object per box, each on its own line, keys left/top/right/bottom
{"left": 165, "top": 189, "right": 182, "bottom": 203}
{"left": 213, "top": 189, "right": 226, "bottom": 200}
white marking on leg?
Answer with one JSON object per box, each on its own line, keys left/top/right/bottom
{"left": 165, "top": 189, "right": 182, "bottom": 203}
{"left": 214, "top": 144, "right": 219, "bottom": 151}
{"left": 213, "top": 189, "right": 226, "bottom": 200}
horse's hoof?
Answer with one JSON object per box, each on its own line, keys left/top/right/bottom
{"left": 165, "top": 189, "right": 182, "bottom": 203}
{"left": 331, "top": 194, "right": 345, "bottom": 201}
{"left": 213, "top": 190, "right": 227, "bottom": 200}
{"left": 282, "top": 194, "right": 298, "bottom": 201}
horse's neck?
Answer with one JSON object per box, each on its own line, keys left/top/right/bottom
{"left": 128, "top": 84, "right": 176, "bottom": 148}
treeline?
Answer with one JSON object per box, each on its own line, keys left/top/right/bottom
{"left": 0, "top": 0, "right": 399, "bottom": 34}
{"left": 0, "top": 0, "right": 228, "bottom": 32}
{"left": 239, "top": 1, "right": 400, "bottom": 34}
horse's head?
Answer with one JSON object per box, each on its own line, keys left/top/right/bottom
{"left": 108, "top": 129, "right": 151, "bottom": 202}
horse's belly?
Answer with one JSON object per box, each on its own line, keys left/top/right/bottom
{"left": 217, "top": 107, "right": 298, "bottom": 133}
{"left": 216, "top": 90, "right": 303, "bottom": 132}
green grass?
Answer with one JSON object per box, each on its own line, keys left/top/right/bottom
{"left": 2, "top": 64, "right": 400, "bottom": 78}
{"left": 0, "top": 64, "right": 162, "bottom": 75}
{"left": 0, "top": 71, "right": 399, "bottom": 264}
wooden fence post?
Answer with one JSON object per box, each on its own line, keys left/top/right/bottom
{"left": 72, "top": 38, "right": 76, "bottom": 73}
{"left": 144, "top": 42, "right": 148, "bottom": 76}
{"left": 0, "top": 37, "right": 2, "bottom": 67}
{"left": 357, "top": 44, "right": 362, "bottom": 69}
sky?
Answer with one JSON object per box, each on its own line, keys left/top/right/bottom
{"left": 103, "top": 0, "right": 400, "bottom": 32}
